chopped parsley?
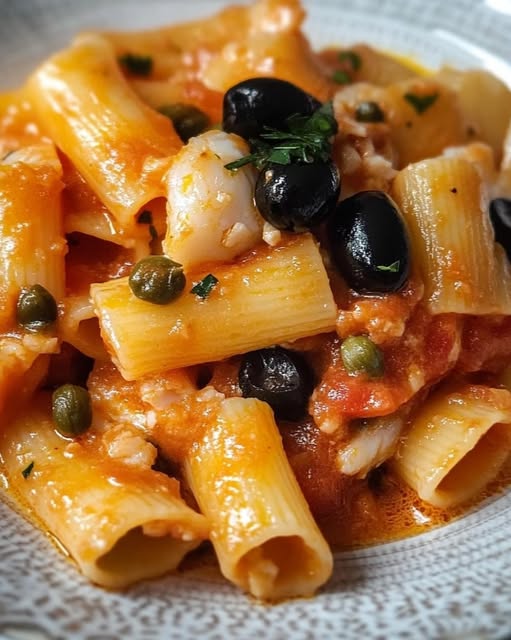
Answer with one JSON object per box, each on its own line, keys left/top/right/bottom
{"left": 332, "top": 70, "right": 352, "bottom": 85}
{"left": 118, "top": 53, "right": 153, "bottom": 76}
{"left": 338, "top": 50, "right": 362, "bottom": 71}
{"left": 376, "top": 261, "right": 400, "bottom": 273}
{"left": 403, "top": 92, "right": 439, "bottom": 114}
{"left": 22, "top": 461, "right": 34, "bottom": 479}
{"left": 190, "top": 274, "right": 219, "bottom": 299}
{"left": 224, "top": 102, "right": 338, "bottom": 171}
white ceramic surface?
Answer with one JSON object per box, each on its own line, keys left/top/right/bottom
{"left": 1, "top": 1, "right": 511, "bottom": 639}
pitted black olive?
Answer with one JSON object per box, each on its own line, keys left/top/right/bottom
{"left": 489, "top": 197, "right": 511, "bottom": 260}
{"left": 222, "top": 78, "right": 321, "bottom": 140}
{"left": 254, "top": 161, "right": 340, "bottom": 232}
{"left": 328, "top": 190, "right": 410, "bottom": 293}
{"left": 238, "top": 346, "right": 314, "bottom": 421}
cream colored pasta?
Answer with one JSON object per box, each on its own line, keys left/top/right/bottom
{"left": 393, "top": 385, "right": 511, "bottom": 508}
{"left": 392, "top": 155, "right": 511, "bottom": 314}
{"left": 0, "top": 0, "right": 511, "bottom": 603}
{"left": 27, "top": 34, "right": 182, "bottom": 230}
{"left": 91, "top": 234, "right": 336, "bottom": 379}
{"left": 0, "top": 144, "right": 65, "bottom": 329}
{"left": 184, "top": 397, "right": 333, "bottom": 600}
{"left": 0, "top": 394, "right": 209, "bottom": 588}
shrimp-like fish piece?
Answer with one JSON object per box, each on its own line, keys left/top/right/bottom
{"left": 337, "top": 414, "right": 404, "bottom": 478}
{"left": 163, "top": 130, "right": 263, "bottom": 269}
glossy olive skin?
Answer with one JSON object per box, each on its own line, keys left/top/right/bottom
{"left": 255, "top": 161, "right": 340, "bottom": 232}
{"left": 222, "top": 78, "right": 321, "bottom": 140}
{"left": 489, "top": 197, "right": 511, "bottom": 260}
{"left": 328, "top": 190, "right": 410, "bottom": 293}
{"left": 238, "top": 346, "right": 314, "bottom": 421}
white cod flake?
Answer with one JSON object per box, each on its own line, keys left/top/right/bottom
{"left": 164, "top": 130, "right": 263, "bottom": 268}
{"left": 337, "top": 415, "right": 403, "bottom": 478}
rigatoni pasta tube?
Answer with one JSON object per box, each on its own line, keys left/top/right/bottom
{"left": 386, "top": 80, "right": 467, "bottom": 168}
{"left": 392, "top": 156, "right": 511, "bottom": 315}
{"left": 60, "top": 295, "right": 109, "bottom": 361}
{"left": 393, "top": 385, "right": 511, "bottom": 509}
{"left": 184, "top": 397, "right": 333, "bottom": 600}
{"left": 435, "top": 67, "right": 511, "bottom": 163}
{"left": 0, "top": 394, "right": 209, "bottom": 588}
{"left": 91, "top": 234, "right": 337, "bottom": 379}
{"left": 0, "top": 144, "right": 65, "bottom": 329}
{"left": 27, "top": 34, "right": 182, "bottom": 229}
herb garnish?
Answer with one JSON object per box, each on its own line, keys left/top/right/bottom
{"left": 332, "top": 70, "right": 352, "bottom": 85}
{"left": 376, "top": 261, "right": 400, "bottom": 273}
{"left": 224, "top": 102, "right": 338, "bottom": 171}
{"left": 404, "top": 92, "right": 439, "bottom": 114}
{"left": 22, "top": 461, "right": 34, "bottom": 479}
{"left": 338, "top": 50, "right": 362, "bottom": 71}
{"left": 118, "top": 53, "right": 153, "bottom": 76}
{"left": 191, "top": 274, "right": 219, "bottom": 299}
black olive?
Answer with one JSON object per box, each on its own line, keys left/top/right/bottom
{"left": 222, "top": 78, "right": 321, "bottom": 140}
{"left": 238, "top": 346, "right": 314, "bottom": 421}
{"left": 489, "top": 197, "right": 511, "bottom": 260}
{"left": 254, "top": 161, "right": 340, "bottom": 232}
{"left": 328, "top": 190, "right": 410, "bottom": 293}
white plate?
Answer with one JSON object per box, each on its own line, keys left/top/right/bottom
{"left": 1, "top": 1, "right": 511, "bottom": 639}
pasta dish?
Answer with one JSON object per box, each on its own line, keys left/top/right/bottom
{"left": 1, "top": 0, "right": 511, "bottom": 601}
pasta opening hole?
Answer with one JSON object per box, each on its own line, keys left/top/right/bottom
{"left": 95, "top": 525, "right": 189, "bottom": 585}
{"left": 436, "top": 423, "right": 510, "bottom": 498}
{"left": 237, "top": 535, "right": 320, "bottom": 600}
{"left": 196, "top": 365, "right": 213, "bottom": 389}
{"left": 66, "top": 317, "right": 108, "bottom": 362}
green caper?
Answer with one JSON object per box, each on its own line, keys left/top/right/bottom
{"left": 341, "top": 335, "right": 384, "bottom": 378}
{"left": 52, "top": 384, "right": 92, "bottom": 437}
{"left": 355, "top": 101, "right": 385, "bottom": 123}
{"left": 129, "top": 255, "right": 186, "bottom": 304}
{"left": 16, "top": 284, "right": 58, "bottom": 332}
{"left": 158, "top": 103, "right": 210, "bottom": 142}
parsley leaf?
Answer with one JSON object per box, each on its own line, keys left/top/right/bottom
{"left": 376, "top": 261, "right": 400, "bottom": 273}
{"left": 404, "top": 92, "right": 439, "bottom": 114}
{"left": 191, "top": 274, "right": 219, "bottom": 299}
{"left": 22, "top": 461, "right": 34, "bottom": 479}
{"left": 338, "top": 50, "right": 362, "bottom": 71}
{"left": 119, "top": 53, "right": 153, "bottom": 76}
{"left": 225, "top": 102, "right": 338, "bottom": 172}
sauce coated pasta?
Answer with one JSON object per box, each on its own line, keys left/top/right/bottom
{"left": 1, "top": 0, "right": 511, "bottom": 600}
